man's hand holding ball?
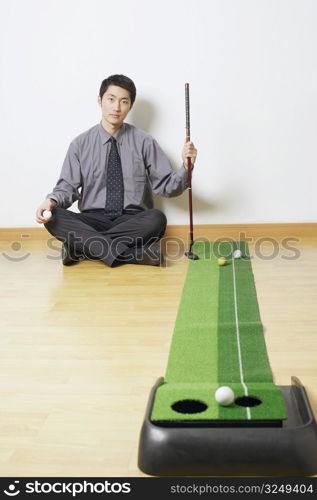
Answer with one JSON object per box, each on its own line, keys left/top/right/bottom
{"left": 36, "top": 199, "right": 56, "bottom": 224}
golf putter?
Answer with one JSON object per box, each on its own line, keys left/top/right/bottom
{"left": 184, "top": 83, "right": 198, "bottom": 260}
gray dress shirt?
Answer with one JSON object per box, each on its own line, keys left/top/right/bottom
{"left": 47, "top": 123, "right": 188, "bottom": 212}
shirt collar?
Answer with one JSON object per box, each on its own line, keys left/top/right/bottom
{"left": 98, "top": 122, "right": 126, "bottom": 145}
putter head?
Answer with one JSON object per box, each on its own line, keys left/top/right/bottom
{"left": 185, "top": 251, "right": 199, "bottom": 260}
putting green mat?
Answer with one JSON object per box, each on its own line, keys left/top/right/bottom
{"left": 151, "top": 241, "right": 287, "bottom": 422}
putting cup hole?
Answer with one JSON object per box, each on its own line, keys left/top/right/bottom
{"left": 171, "top": 399, "right": 208, "bottom": 414}
{"left": 235, "top": 396, "right": 262, "bottom": 407}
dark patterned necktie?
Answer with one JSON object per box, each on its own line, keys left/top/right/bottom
{"left": 105, "top": 136, "right": 124, "bottom": 215}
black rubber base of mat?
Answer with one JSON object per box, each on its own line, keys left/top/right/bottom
{"left": 138, "top": 377, "right": 317, "bottom": 476}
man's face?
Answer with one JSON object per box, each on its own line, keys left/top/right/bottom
{"left": 98, "top": 85, "right": 132, "bottom": 128}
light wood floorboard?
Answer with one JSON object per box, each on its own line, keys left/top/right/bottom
{"left": 0, "top": 234, "right": 316, "bottom": 477}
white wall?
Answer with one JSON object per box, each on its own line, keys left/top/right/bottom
{"left": 1, "top": 0, "right": 316, "bottom": 227}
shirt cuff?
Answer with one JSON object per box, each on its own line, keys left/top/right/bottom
{"left": 47, "top": 194, "right": 59, "bottom": 206}
{"left": 179, "top": 164, "right": 190, "bottom": 188}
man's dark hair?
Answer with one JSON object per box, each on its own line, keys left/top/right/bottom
{"left": 99, "top": 74, "right": 136, "bottom": 106}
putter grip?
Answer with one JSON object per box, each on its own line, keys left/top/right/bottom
{"left": 185, "top": 83, "right": 190, "bottom": 141}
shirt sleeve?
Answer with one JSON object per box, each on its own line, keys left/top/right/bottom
{"left": 144, "top": 136, "right": 188, "bottom": 197}
{"left": 46, "top": 141, "right": 81, "bottom": 208}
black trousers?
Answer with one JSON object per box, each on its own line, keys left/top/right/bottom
{"left": 44, "top": 207, "right": 167, "bottom": 267}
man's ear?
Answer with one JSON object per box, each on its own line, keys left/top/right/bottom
{"left": 97, "top": 95, "right": 102, "bottom": 106}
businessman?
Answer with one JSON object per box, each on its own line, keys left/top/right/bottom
{"left": 36, "top": 74, "right": 197, "bottom": 267}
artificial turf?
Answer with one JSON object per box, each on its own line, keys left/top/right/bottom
{"left": 150, "top": 241, "right": 287, "bottom": 422}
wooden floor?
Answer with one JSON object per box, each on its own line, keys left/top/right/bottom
{"left": 0, "top": 233, "right": 316, "bottom": 477}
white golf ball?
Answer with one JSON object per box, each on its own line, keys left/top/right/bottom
{"left": 215, "top": 386, "right": 235, "bottom": 406}
{"left": 43, "top": 210, "right": 52, "bottom": 220}
{"left": 233, "top": 249, "right": 242, "bottom": 259}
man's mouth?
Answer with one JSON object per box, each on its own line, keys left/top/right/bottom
{"left": 110, "top": 114, "right": 120, "bottom": 118}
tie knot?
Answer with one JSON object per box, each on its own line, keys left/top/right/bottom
{"left": 110, "top": 136, "right": 116, "bottom": 145}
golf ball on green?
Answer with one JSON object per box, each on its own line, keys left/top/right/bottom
{"left": 218, "top": 257, "right": 227, "bottom": 266}
{"left": 233, "top": 249, "right": 242, "bottom": 259}
{"left": 215, "top": 386, "right": 235, "bottom": 406}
